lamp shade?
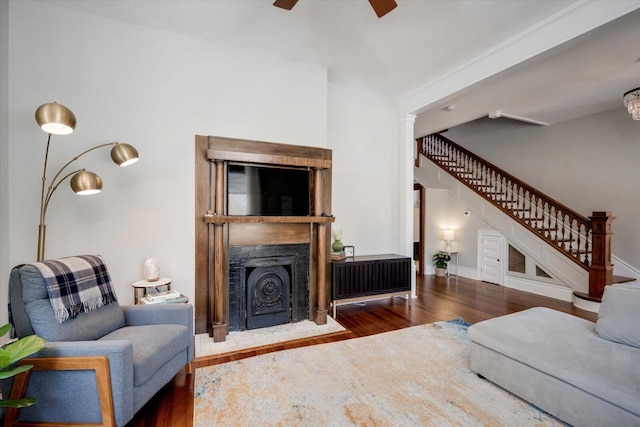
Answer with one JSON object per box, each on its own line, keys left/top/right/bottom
{"left": 35, "top": 103, "right": 77, "bottom": 135}
{"left": 111, "top": 143, "right": 139, "bottom": 167}
{"left": 70, "top": 170, "right": 103, "bottom": 195}
{"left": 443, "top": 229, "right": 455, "bottom": 241}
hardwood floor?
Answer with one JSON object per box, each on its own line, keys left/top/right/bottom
{"left": 126, "top": 274, "right": 598, "bottom": 427}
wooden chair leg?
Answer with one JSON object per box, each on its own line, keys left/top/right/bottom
{"left": 3, "top": 356, "right": 115, "bottom": 427}
{"left": 184, "top": 362, "right": 193, "bottom": 375}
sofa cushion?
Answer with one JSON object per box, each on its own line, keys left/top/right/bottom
{"left": 26, "top": 299, "right": 126, "bottom": 342}
{"left": 99, "top": 324, "right": 191, "bottom": 386}
{"left": 596, "top": 284, "right": 640, "bottom": 348}
{"left": 468, "top": 307, "right": 640, "bottom": 418}
{"left": 20, "top": 264, "right": 125, "bottom": 341}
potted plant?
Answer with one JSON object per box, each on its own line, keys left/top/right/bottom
{"left": 432, "top": 252, "right": 451, "bottom": 277}
{"left": 0, "top": 323, "right": 46, "bottom": 412}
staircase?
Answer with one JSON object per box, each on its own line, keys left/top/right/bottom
{"left": 417, "top": 133, "right": 632, "bottom": 301}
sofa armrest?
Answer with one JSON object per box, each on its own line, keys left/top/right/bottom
{"left": 122, "top": 303, "right": 193, "bottom": 332}
{"left": 9, "top": 341, "right": 135, "bottom": 426}
{"left": 38, "top": 339, "right": 132, "bottom": 358}
{"left": 38, "top": 341, "right": 134, "bottom": 404}
{"left": 5, "top": 356, "right": 116, "bottom": 427}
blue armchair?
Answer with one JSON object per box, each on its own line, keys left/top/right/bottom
{"left": 5, "top": 258, "right": 194, "bottom": 426}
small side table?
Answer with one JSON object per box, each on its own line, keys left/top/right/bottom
{"left": 132, "top": 278, "right": 172, "bottom": 304}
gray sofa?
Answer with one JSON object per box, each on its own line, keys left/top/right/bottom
{"left": 468, "top": 285, "right": 640, "bottom": 427}
{"left": 8, "top": 261, "right": 194, "bottom": 426}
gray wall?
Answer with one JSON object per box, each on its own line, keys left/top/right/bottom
{"left": 445, "top": 107, "right": 640, "bottom": 270}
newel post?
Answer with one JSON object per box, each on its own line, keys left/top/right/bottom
{"left": 588, "top": 211, "right": 615, "bottom": 299}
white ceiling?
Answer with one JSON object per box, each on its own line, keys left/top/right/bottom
{"left": 43, "top": 0, "right": 640, "bottom": 133}
{"left": 416, "top": 6, "right": 640, "bottom": 135}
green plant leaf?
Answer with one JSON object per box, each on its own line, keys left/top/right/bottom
{"left": 0, "top": 397, "right": 36, "bottom": 408}
{"left": 0, "top": 323, "right": 11, "bottom": 338}
{"left": 0, "top": 335, "right": 45, "bottom": 370}
{"left": 0, "top": 363, "right": 33, "bottom": 380}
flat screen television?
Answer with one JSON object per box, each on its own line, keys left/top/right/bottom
{"left": 227, "top": 164, "right": 311, "bottom": 216}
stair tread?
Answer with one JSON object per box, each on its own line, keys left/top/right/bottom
{"left": 573, "top": 291, "right": 602, "bottom": 303}
{"left": 574, "top": 277, "right": 637, "bottom": 303}
{"left": 613, "top": 275, "right": 637, "bottom": 284}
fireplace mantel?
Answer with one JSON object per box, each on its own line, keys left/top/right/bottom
{"left": 203, "top": 215, "right": 335, "bottom": 224}
{"left": 195, "top": 136, "right": 333, "bottom": 341}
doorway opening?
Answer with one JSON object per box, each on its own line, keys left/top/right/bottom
{"left": 413, "top": 183, "right": 425, "bottom": 275}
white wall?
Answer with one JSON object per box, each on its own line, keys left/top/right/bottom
{"left": 1, "top": 0, "right": 10, "bottom": 338}
{"left": 445, "top": 108, "right": 640, "bottom": 270}
{"left": 5, "top": 1, "right": 329, "bottom": 307}
{"left": 417, "top": 184, "right": 490, "bottom": 275}
{"left": 423, "top": 189, "right": 448, "bottom": 274}
{"left": 327, "top": 83, "right": 400, "bottom": 256}
{"left": 4, "top": 1, "right": 402, "bottom": 321}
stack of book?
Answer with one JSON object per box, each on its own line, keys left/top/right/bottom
{"left": 331, "top": 251, "right": 347, "bottom": 261}
{"left": 140, "top": 289, "right": 188, "bottom": 305}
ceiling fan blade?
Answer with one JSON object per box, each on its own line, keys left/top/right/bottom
{"left": 273, "top": 0, "right": 299, "bottom": 10}
{"left": 368, "top": 0, "right": 397, "bottom": 18}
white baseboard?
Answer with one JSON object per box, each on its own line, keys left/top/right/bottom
{"left": 454, "top": 266, "right": 476, "bottom": 280}
{"left": 572, "top": 295, "right": 600, "bottom": 313}
{"left": 504, "top": 275, "right": 573, "bottom": 302}
{"left": 422, "top": 266, "right": 575, "bottom": 304}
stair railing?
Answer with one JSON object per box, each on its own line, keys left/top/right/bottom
{"left": 418, "top": 133, "right": 594, "bottom": 270}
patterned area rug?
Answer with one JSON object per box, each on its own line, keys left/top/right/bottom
{"left": 194, "top": 319, "right": 563, "bottom": 426}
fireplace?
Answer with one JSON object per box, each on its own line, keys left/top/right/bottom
{"left": 195, "top": 136, "right": 334, "bottom": 341}
{"left": 229, "top": 244, "right": 309, "bottom": 331}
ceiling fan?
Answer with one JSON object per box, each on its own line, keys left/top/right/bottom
{"left": 273, "top": 0, "right": 398, "bottom": 18}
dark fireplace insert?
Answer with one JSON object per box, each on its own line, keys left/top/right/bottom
{"left": 229, "top": 244, "right": 309, "bottom": 331}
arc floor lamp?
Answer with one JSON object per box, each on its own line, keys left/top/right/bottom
{"left": 36, "top": 102, "right": 139, "bottom": 261}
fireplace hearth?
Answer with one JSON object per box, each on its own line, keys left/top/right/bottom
{"left": 229, "top": 244, "right": 309, "bottom": 331}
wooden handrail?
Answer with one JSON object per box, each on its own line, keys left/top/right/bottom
{"left": 422, "top": 133, "right": 591, "bottom": 223}
{"left": 418, "top": 133, "right": 595, "bottom": 271}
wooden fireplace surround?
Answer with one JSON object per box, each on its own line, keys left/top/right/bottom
{"left": 194, "top": 135, "right": 334, "bottom": 341}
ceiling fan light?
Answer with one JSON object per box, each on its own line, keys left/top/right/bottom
{"left": 110, "top": 143, "right": 139, "bottom": 167}
{"left": 35, "top": 102, "right": 77, "bottom": 135}
{"left": 623, "top": 87, "right": 640, "bottom": 121}
{"left": 70, "top": 170, "right": 103, "bottom": 195}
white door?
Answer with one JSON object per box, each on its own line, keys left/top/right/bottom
{"left": 478, "top": 231, "right": 503, "bottom": 285}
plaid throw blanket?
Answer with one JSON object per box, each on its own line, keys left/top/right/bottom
{"left": 31, "top": 255, "right": 117, "bottom": 323}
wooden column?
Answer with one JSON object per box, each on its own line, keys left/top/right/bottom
{"left": 212, "top": 160, "right": 228, "bottom": 341}
{"left": 588, "top": 211, "right": 615, "bottom": 299}
{"left": 194, "top": 136, "right": 210, "bottom": 334}
{"left": 313, "top": 168, "right": 328, "bottom": 325}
